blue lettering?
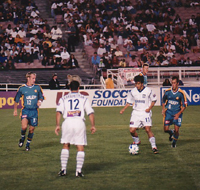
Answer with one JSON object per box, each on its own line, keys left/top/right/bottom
{"left": 97, "top": 100, "right": 102, "bottom": 106}
{"left": 112, "top": 90, "right": 119, "bottom": 98}
{"left": 94, "top": 90, "right": 102, "bottom": 98}
{"left": 91, "top": 100, "right": 97, "bottom": 106}
{"left": 103, "top": 90, "right": 111, "bottom": 99}
{"left": 120, "top": 90, "right": 127, "bottom": 98}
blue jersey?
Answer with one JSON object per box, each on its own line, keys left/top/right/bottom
{"left": 140, "top": 72, "right": 147, "bottom": 86}
{"left": 14, "top": 84, "right": 44, "bottom": 109}
{"left": 162, "top": 88, "right": 187, "bottom": 114}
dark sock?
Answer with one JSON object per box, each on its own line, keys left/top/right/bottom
{"left": 21, "top": 129, "right": 26, "bottom": 141}
{"left": 172, "top": 134, "right": 179, "bottom": 144}
{"left": 26, "top": 133, "right": 34, "bottom": 147}
{"left": 165, "top": 130, "right": 173, "bottom": 136}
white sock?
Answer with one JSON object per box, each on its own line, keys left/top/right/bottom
{"left": 149, "top": 137, "right": 156, "bottom": 149}
{"left": 132, "top": 136, "right": 140, "bottom": 144}
{"left": 76, "top": 151, "right": 85, "bottom": 173}
{"left": 60, "top": 149, "right": 69, "bottom": 173}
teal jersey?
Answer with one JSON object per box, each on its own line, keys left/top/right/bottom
{"left": 14, "top": 84, "right": 44, "bottom": 109}
{"left": 140, "top": 72, "right": 147, "bottom": 86}
{"left": 162, "top": 88, "right": 187, "bottom": 114}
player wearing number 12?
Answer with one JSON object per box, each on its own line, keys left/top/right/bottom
{"left": 55, "top": 80, "right": 96, "bottom": 177}
{"left": 13, "top": 72, "right": 44, "bottom": 151}
{"left": 120, "top": 75, "right": 158, "bottom": 154}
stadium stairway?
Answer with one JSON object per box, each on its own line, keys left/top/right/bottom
{"left": 12, "top": 0, "right": 95, "bottom": 83}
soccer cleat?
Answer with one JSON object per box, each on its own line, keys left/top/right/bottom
{"left": 171, "top": 142, "right": 176, "bottom": 148}
{"left": 152, "top": 148, "right": 158, "bottom": 154}
{"left": 76, "top": 171, "right": 84, "bottom": 177}
{"left": 18, "top": 139, "right": 24, "bottom": 147}
{"left": 58, "top": 170, "right": 66, "bottom": 176}
{"left": 25, "top": 146, "right": 30, "bottom": 151}
{"left": 132, "top": 141, "right": 141, "bottom": 145}
{"left": 169, "top": 130, "right": 174, "bottom": 141}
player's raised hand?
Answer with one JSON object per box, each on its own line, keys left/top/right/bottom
{"left": 13, "top": 110, "right": 17, "bottom": 116}
{"left": 55, "top": 126, "right": 60, "bottom": 135}
{"left": 90, "top": 126, "right": 96, "bottom": 134}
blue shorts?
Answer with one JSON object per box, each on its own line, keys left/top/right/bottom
{"left": 164, "top": 111, "right": 183, "bottom": 127}
{"left": 21, "top": 108, "right": 38, "bottom": 127}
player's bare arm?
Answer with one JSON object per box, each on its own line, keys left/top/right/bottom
{"left": 174, "top": 106, "right": 186, "bottom": 120}
{"left": 89, "top": 113, "right": 96, "bottom": 134}
{"left": 120, "top": 103, "right": 131, "bottom": 114}
{"left": 55, "top": 111, "right": 61, "bottom": 135}
{"left": 13, "top": 102, "right": 18, "bottom": 116}
{"left": 145, "top": 101, "right": 156, "bottom": 113}
{"left": 162, "top": 103, "right": 166, "bottom": 116}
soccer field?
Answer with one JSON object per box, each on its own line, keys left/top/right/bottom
{"left": 0, "top": 106, "right": 200, "bottom": 190}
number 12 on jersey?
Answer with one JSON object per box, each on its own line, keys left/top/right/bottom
{"left": 68, "top": 99, "right": 79, "bottom": 110}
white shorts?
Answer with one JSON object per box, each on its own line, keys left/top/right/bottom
{"left": 129, "top": 110, "right": 152, "bottom": 128}
{"left": 61, "top": 118, "right": 87, "bottom": 145}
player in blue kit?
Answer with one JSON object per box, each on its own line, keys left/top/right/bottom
{"left": 139, "top": 63, "right": 148, "bottom": 86}
{"left": 162, "top": 76, "right": 187, "bottom": 148}
{"left": 13, "top": 72, "right": 44, "bottom": 151}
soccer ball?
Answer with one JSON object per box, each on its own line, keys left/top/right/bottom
{"left": 129, "top": 144, "right": 139, "bottom": 155}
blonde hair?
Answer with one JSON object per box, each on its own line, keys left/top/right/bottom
{"left": 26, "top": 72, "right": 36, "bottom": 78}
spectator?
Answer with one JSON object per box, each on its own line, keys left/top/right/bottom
{"left": 114, "top": 46, "right": 123, "bottom": 57}
{"left": 91, "top": 52, "right": 100, "bottom": 72}
{"left": 49, "top": 73, "right": 60, "bottom": 89}
{"left": 97, "top": 43, "right": 106, "bottom": 56}
{"left": 67, "top": 54, "right": 79, "bottom": 69}
{"left": 184, "top": 57, "right": 193, "bottom": 65}
{"left": 60, "top": 48, "right": 70, "bottom": 61}
{"left": 24, "top": 52, "right": 33, "bottom": 65}
{"left": 163, "top": 78, "right": 171, "bottom": 86}
{"left": 42, "top": 56, "right": 50, "bottom": 66}
{"left": 129, "top": 55, "right": 138, "bottom": 67}
{"left": 119, "top": 59, "right": 127, "bottom": 68}
{"left": 105, "top": 74, "right": 114, "bottom": 89}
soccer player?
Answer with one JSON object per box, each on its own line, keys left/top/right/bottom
{"left": 13, "top": 72, "right": 44, "bottom": 151}
{"left": 139, "top": 63, "right": 149, "bottom": 86}
{"left": 162, "top": 76, "right": 187, "bottom": 148}
{"left": 55, "top": 80, "right": 96, "bottom": 177}
{"left": 120, "top": 75, "right": 158, "bottom": 154}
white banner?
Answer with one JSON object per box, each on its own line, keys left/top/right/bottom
{"left": 41, "top": 88, "right": 160, "bottom": 108}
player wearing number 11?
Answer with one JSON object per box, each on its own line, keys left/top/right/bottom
{"left": 55, "top": 80, "right": 96, "bottom": 177}
{"left": 120, "top": 75, "right": 158, "bottom": 154}
{"left": 13, "top": 72, "right": 44, "bottom": 151}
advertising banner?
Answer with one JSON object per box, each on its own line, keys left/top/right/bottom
{"left": 0, "top": 91, "right": 22, "bottom": 109}
{"left": 160, "top": 87, "right": 200, "bottom": 105}
{"left": 0, "top": 87, "right": 160, "bottom": 109}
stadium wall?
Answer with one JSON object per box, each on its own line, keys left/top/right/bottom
{"left": 0, "top": 87, "right": 200, "bottom": 109}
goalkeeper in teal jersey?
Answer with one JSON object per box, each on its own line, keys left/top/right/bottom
{"left": 162, "top": 76, "right": 187, "bottom": 148}
{"left": 13, "top": 72, "right": 44, "bottom": 151}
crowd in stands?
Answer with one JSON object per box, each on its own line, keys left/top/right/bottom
{"left": 0, "top": 0, "right": 200, "bottom": 74}
{"left": 0, "top": 0, "right": 79, "bottom": 70}
{"left": 49, "top": 0, "right": 200, "bottom": 76}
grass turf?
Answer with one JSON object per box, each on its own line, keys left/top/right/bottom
{"left": 0, "top": 106, "right": 200, "bottom": 190}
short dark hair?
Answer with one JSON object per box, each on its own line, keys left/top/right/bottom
{"left": 134, "top": 75, "right": 144, "bottom": 83}
{"left": 70, "top": 80, "right": 80, "bottom": 90}
{"left": 143, "top": 63, "right": 149, "bottom": 68}
{"left": 172, "top": 76, "right": 179, "bottom": 83}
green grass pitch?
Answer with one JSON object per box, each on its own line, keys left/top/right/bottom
{"left": 0, "top": 106, "right": 200, "bottom": 190}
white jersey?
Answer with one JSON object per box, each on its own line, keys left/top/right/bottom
{"left": 56, "top": 92, "right": 94, "bottom": 120}
{"left": 127, "top": 87, "right": 157, "bottom": 112}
